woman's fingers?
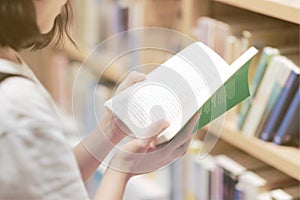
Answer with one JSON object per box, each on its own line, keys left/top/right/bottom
{"left": 119, "top": 119, "right": 169, "bottom": 153}
{"left": 168, "top": 112, "right": 200, "bottom": 149}
{"left": 114, "top": 71, "right": 146, "bottom": 95}
{"left": 175, "top": 137, "right": 192, "bottom": 156}
{"left": 132, "top": 119, "right": 169, "bottom": 153}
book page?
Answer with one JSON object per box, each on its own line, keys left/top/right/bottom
{"left": 106, "top": 56, "right": 213, "bottom": 138}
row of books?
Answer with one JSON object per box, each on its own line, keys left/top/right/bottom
{"left": 71, "top": 0, "right": 181, "bottom": 53}
{"left": 238, "top": 47, "right": 299, "bottom": 145}
{"left": 71, "top": 0, "right": 129, "bottom": 51}
{"left": 192, "top": 14, "right": 299, "bottom": 146}
{"left": 123, "top": 140, "right": 299, "bottom": 200}
{"left": 177, "top": 140, "right": 299, "bottom": 200}
{"left": 193, "top": 14, "right": 299, "bottom": 72}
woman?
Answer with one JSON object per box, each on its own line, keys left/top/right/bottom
{"left": 0, "top": 0, "right": 200, "bottom": 199}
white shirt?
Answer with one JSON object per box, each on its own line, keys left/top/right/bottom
{"left": 0, "top": 58, "right": 90, "bottom": 200}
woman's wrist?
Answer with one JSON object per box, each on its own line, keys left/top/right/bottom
{"left": 94, "top": 167, "right": 132, "bottom": 199}
{"left": 107, "top": 167, "right": 132, "bottom": 182}
{"left": 73, "top": 113, "right": 127, "bottom": 181}
{"left": 99, "top": 112, "right": 127, "bottom": 144}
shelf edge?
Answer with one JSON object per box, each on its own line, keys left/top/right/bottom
{"left": 206, "top": 122, "right": 300, "bottom": 181}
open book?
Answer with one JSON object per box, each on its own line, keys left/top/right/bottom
{"left": 105, "top": 42, "right": 258, "bottom": 144}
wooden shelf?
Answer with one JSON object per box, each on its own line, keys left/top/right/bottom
{"left": 214, "top": 0, "right": 300, "bottom": 24}
{"left": 207, "top": 121, "right": 300, "bottom": 180}
{"left": 60, "top": 41, "right": 125, "bottom": 84}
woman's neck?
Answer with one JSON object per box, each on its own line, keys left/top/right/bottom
{"left": 0, "top": 47, "right": 22, "bottom": 65}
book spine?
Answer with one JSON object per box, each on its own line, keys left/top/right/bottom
{"left": 170, "top": 158, "right": 184, "bottom": 200}
{"left": 208, "top": 170, "right": 212, "bottom": 200}
{"left": 261, "top": 71, "right": 299, "bottom": 141}
{"left": 201, "top": 164, "right": 210, "bottom": 200}
{"left": 213, "top": 165, "right": 224, "bottom": 200}
{"left": 242, "top": 56, "right": 290, "bottom": 136}
{"left": 255, "top": 66, "right": 293, "bottom": 137}
{"left": 238, "top": 47, "right": 279, "bottom": 130}
{"left": 251, "top": 48, "right": 280, "bottom": 97}
{"left": 273, "top": 88, "right": 300, "bottom": 145}
{"left": 193, "top": 158, "right": 211, "bottom": 200}
{"left": 186, "top": 154, "right": 198, "bottom": 200}
{"left": 234, "top": 183, "right": 244, "bottom": 200}
{"left": 222, "top": 169, "right": 231, "bottom": 200}
{"left": 197, "top": 56, "right": 253, "bottom": 130}
{"left": 229, "top": 175, "right": 239, "bottom": 200}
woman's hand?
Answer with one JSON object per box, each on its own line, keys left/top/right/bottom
{"left": 108, "top": 112, "right": 201, "bottom": 176}
{"left": 94, "top": 113, "right": 200, "bottom": 200}
{"left": 74, "top": 71, "right": 147, "bottom": 181}
{"left": 99, "top": 71, "right": 147, "bottom": 143}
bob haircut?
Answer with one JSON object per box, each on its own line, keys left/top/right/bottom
{"left": 0, "top": 0, "right": 73, "bottom": 51}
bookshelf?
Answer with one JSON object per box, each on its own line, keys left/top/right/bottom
{"left": 213, "top": 0, "right": 300, "bottom": 25}
{"left": 207, "top": 121, "right": 300, "bottom": 180}
{"left": 180, "top": 0, "right": 300, "bottom": 184}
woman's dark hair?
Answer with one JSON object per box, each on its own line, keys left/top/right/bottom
{"left": 0, "top": 0, "right": 74, "bottom": 51}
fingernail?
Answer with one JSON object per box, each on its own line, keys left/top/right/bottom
{"left": 132, "top": 71, "right": 145, "bottom": 76}
{"left": 150, "top": 141, "right": 157, "bottom": 149}
{"left": 136, "top": 73, "right": 146, "bottom": 79}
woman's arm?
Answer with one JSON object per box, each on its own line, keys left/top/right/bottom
{"left": 73, "top": 114, "right": 125, "bottom": 181}
{"left": 93, "top": 113, "right": 200, "bottom": 200}
{"left": 93, "top": 169, "right": 131, "bottom": 200}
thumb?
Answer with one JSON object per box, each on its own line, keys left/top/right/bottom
{"left": 146, "top": 118, "right": 170, "bottom": 138}
{"left": 115, "top": 71, "right": 146, "bottom": 95}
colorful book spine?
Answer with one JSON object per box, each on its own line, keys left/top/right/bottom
{"left": 261, "top": 69, "right": 299, "bottom": 141}
{"left": 255, "top": 60, "right": 298, "bottom": 137}
{"left": 234, "top": 183, "right": 244, "bottom": 200}
{"left": 242, "top": 56, "right": 290, "bottom": 136}
{"left": 238, "top": 47, "right": 279, "bottom": 130}
{"left": 273, "top": 88, "right": 300, "bottom": 145}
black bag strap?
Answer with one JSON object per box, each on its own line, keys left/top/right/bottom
{"left": 0, "top": 73, "right": 13, "bottom": 82}
{"left": 0, "top": 73, "right": 24, "bottom": 83}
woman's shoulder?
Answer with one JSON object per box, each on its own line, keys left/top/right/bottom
{"left": 0, "top": 76, "right": 90, "bottom": 199}
{"left": 1, "top": 75, "right": 44, "bottom": 98}
{"left": 0, "top": 76, "right": 62, "bottom": 136}
{"left": 0, "top": 75, "right": 54, "bottom": 113}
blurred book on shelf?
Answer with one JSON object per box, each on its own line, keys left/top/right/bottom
{"left": 72, "top": 0, "right": 130, "bottom": 52}
{"left": 238, "top": 167, "right": 298, "bottom": 200}
{"left": 189, "top": 10, "right": 299, "bottom": 149}
{"left": 270, "top": 185, "right": 300, "bottom": 200}
{"left": 124, "top": 167, "right": 171, "bottom": 200}
{"left": 71, "top": 0, "right": 102, "bottom": 52}
{"left": 241, "top": 55, "right": 299, "bottom": 137}
{"left": 128, "top": 0, "right": 180, "bottom": 29}
{"left": 193, "top": 15, "right": 298, "bottom": 62}
{"left": 273, "top": 88, "right": 300, "bottom": 146}
{"left": 165, "top": 139, "right": 298, "bottom": 200}
{"left": 238, "top": 47, "right": 280, "bottom": 130}
{"left": 260, "top": 63, "right": 299, "bottom": 143}
{"left": 192, "top": 14, "right": 299, "bottom": 86}
{"left": 235, "top": 44, "right": 299, "bottom": 146}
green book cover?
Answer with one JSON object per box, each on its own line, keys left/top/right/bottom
{"left": 196, "top": 59, "right": 252, "bottom": 130}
